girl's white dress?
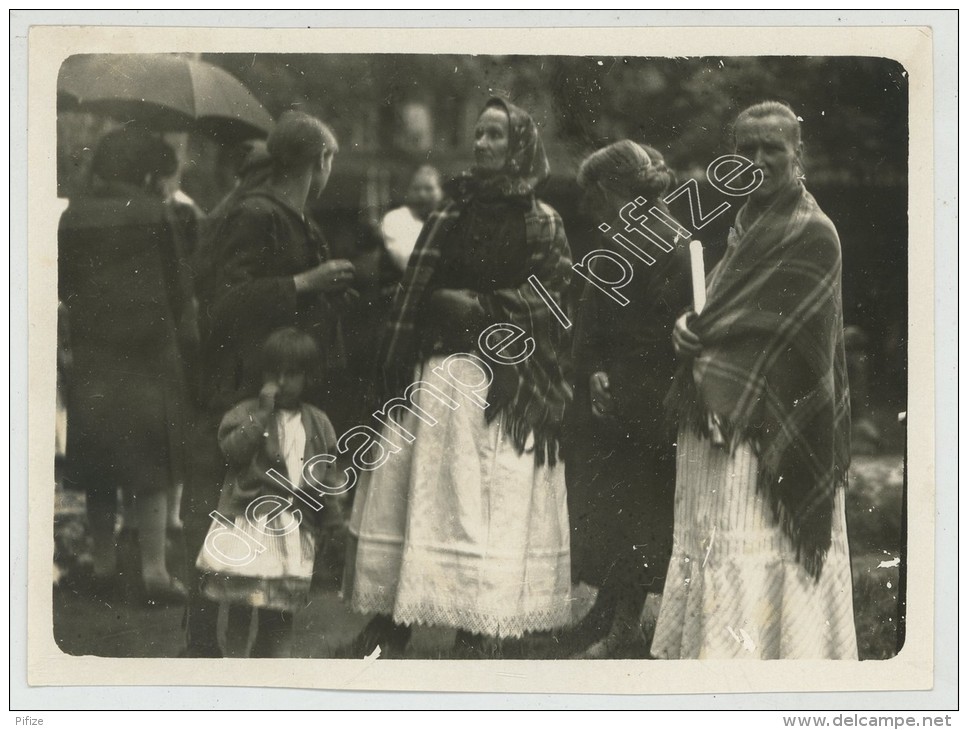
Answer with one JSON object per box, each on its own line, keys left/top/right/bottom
{"left": 196, "top": 409, "right": 316, "bottom": 613}
{"left": 651, "top": 428, "right": 858, "bottom": 659}
{"left": 344, "top": 355, "right": 572, "bottom": 639}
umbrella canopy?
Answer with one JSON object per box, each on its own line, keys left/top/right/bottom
{"left": 58, "top": 53, "right": 274, "bottom": 142}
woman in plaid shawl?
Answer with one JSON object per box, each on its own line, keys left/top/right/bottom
{"left": 343, "top": 98, "right": 573, "bottom": 655}
{"left": 651, "top": 102, "right": 857, "bottom": 659}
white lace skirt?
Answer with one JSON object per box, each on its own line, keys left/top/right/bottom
{"left": 344, "top": 356, "right": 572, "bottom": 638}
{"left": 651, "top": 428, "right": 858, "bottom": 660}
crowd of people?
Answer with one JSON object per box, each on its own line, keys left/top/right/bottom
{"left": 57, "top": 96, "right": 858, "bottom": 660}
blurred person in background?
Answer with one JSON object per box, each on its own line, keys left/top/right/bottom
{"left": 380, "top": 165, "right": 443, "bottom": 274}
{"left": 192, "top": 139, "right": 272, "bottom": 349}
{"left": 59, "top": 127, "right": 195, "bottom": 605}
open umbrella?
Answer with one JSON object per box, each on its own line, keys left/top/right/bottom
{"left": 58, "top": 53, "right": 274, "bottom": 142}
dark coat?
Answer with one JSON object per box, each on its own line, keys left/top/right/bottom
{"left": 215, "top": 398, "right": 339, "bottom": 527}
{"left": 184, "top": 188, "right": 348, "bottom": 525}
{"left": 565, "top": 223, "right": 692, "bottom": 590}
{"left": 58, "top": 189, "right": 194, "bottom": 495}
{"left": 202, "top": 188, "right": 347, "bottom": 415}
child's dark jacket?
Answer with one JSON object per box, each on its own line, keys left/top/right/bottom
{"left": 216, "top": 399, "right": 339, "bottom": 527}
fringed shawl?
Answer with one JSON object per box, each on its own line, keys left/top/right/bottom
{"left": 667, "top": 182, "right": 851, "bottom": 578}
{"left": 378, "top": 98, "right": 573, "bottom": 466}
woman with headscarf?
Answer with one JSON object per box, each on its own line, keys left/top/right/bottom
{"left": 652, "top": 101, "right": 857, "bottom": 659}
{"left": 343, "top": 98, "right": 573, "bottom": 656}
{"left": 566, "top": 141, "right": 690, "bottom": 658}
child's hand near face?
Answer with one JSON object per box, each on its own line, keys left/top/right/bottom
{"left": 260, "top": 380, "right": 279, "bottom": 413}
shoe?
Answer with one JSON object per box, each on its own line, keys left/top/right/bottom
{"left": 349, "top": 615, "right": 412, "bottom": 659}
{"left": 570, "top": 630, "right": 650, "bottom": 659}
{"left": 570, "top": 592, "right": 652, "bottom": 659}
{"left": 143, "top": 575, "right": 188, "bottom": 607}
{"left": 571, "top": 636, "right": 610, "bottom": 659}
{"left": 572, "top": 594, "right": 618, "bottom": 640}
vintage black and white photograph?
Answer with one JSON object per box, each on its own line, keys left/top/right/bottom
{"left": 24, "top": 22, "right": 938, "bottom": 695}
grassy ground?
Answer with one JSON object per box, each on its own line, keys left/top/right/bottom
{"left": 53, "top": 454, "right": 905, "bottom": 660}
{"left": 846, "top": 454, "right": 905, "bottom": 660}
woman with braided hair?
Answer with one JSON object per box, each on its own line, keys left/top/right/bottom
{"left": 653, "top": 101, "right": 857, "bottom": 659}
{"left": 566, "top": 140, "right": 691, "bottom": 658}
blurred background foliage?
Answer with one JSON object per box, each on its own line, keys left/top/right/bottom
{"left": 201, "top": 54, "right": 907, "bottom": 185}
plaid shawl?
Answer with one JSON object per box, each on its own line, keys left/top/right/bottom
{"left": 668, "top": 182, "right": 851, "bottom": 578}
{"left": 378, "top": 98, "right": 572, "bottom": 466}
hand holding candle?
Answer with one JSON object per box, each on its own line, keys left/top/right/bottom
{"left": 689, "top": 239, "right": 707, "bottom": 315}
{"left": 673, "top": 240, "right": 706, "bottom": 360}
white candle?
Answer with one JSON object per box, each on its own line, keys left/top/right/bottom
{"left": 689, "top": 239, "right": 707, "bottom": 314}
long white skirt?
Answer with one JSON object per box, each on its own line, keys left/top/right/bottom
{"left": 651, "top": 428, "right": 858, "bottom": 659}
{"left": 344, "top": 355, "right": 572, "bottom": 638}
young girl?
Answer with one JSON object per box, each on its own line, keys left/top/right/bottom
{"left": 196, "top": 327, "right": 338, "bottom": 658}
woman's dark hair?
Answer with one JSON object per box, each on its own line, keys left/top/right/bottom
{"left": 577, "top": 139, "right": 677, "bottom": 201}
{"left": 267, "top": 111, "right": 338, "bottom": 176}
{"left": 261, "top": 327, "right": 321, "bottom": 382}
{"left": 90, "top": 127, "right": 177, "bottom": 189}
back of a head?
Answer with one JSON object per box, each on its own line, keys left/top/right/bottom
{"left": 578, "top": 139, "right": 677, "bottom": 201}
{"left": 266, "top": 111, "right": 338, "bottom": 176}
{"left": 90, "top": 127, "right": 177, "bottom": 190}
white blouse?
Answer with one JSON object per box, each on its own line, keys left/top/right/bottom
{"left": 276, "top": 408, "right": 306, "bottom": 485}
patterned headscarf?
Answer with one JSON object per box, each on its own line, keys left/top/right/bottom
{"left": 448, "top": 97, "right": 551, "bottom": 204}
{"left": 378, "top": 98, "right": 572, "bottom": 465}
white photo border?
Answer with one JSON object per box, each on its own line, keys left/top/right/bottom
{"left": 11, "top": 8, "right": 958, "bottom": 710}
